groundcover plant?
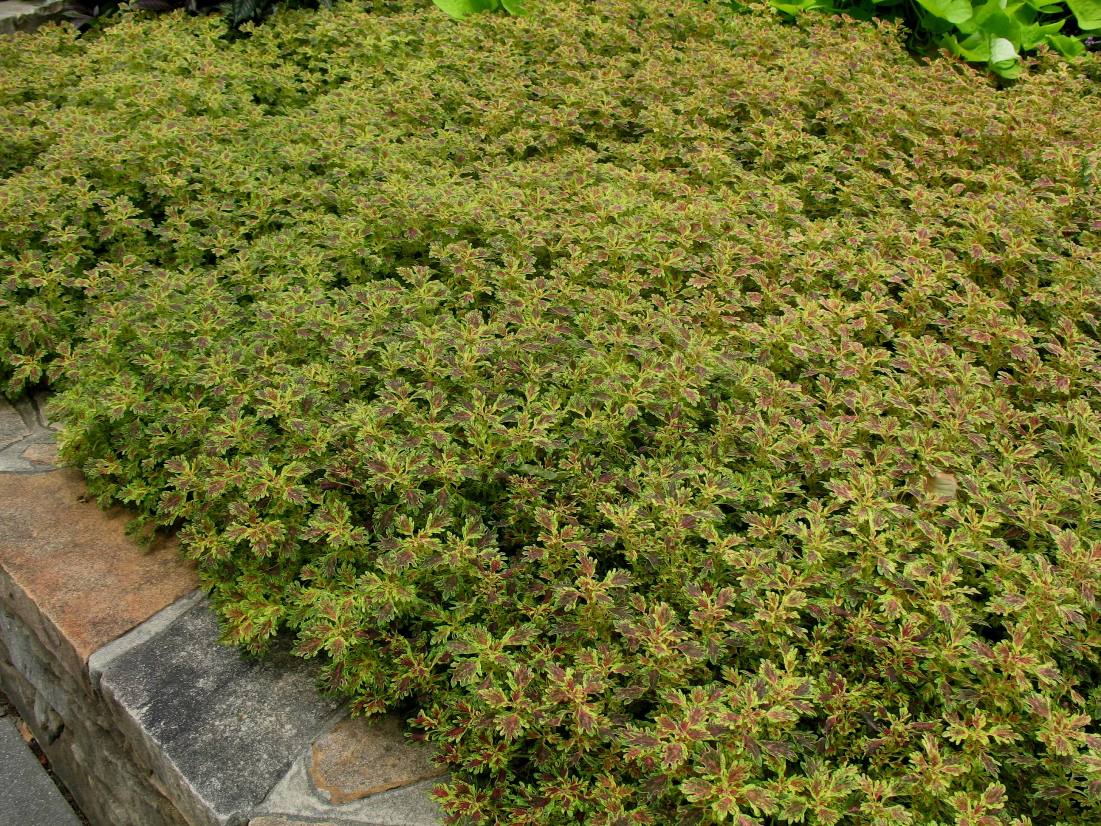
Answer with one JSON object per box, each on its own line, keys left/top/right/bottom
{"left": 2, "top": 1, "right": 1101, "bottom": 822}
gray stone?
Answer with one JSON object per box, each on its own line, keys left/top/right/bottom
{"left": 0, "top": 716, "right": 82, "bottom": 826}
{"left": 0, "top": 398, "right": 30, "bottom": 451}
{"left": 0, "top": 0, "right": 67, "bottom": 34}
{"left": 0, "top": 587, "right": 188, "bottom": 826}
{"left": 88, "top": 589, "right": 205, "bottom": 690}
{"left": 98, "top": 600, "right": 344, "bottom": 826}
{"left": 20, "top": 441, "right": 59, "bottom": 466}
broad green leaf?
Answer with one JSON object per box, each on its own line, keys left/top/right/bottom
{"left": 1066, "top": 0, "right": 1101, "bottom": 28}
{"left": 1046, "top": 33, "right": 1087, "bottom": 55}
{"left": 769, "top": 0, "right": 827, "bottom": 13}
{"left": 500, "top": 0, "right": 530, "bottom": 12}
{"left": 432, "top": 0, "right": 496, "bottom": 18}
{"left": 943, "top": 31, "right": 992, "bottom": 59}
{"left": 958, "top": 0, "right": 1022, "bottom": 38}
{"left": 1020, "top": 19, "right": 1063, "bottom": 49}
{"left": 990, "top": 35, "right": 1018, "bottom": 61}
{"left": 915, "top": 0, "right": 973, "bottom": 23}
{"left": 1022, "top": 0, "right": 1062, "bottom": 12}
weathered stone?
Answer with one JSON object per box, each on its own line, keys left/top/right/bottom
{"left": 250, "top": 819, "right": 349, "bottom": 826}
{"left": 0, "top": 469, "right": 198, "bottom": 676}
{"left": 20, "top": 442, "right": 59, "bottom": 467}
{"left": 98, "top": 601, "right": 344, "bottom": 826}
{"left": 0, "top": 0, "right": 66, "bottom": 34}
{"left": 0, "top": 398, "right": 30, "bottom": 451}
{"left": 310, "top": 715, "right": 445, "bottom": 804}
{"left": 0, "top": 594, "right": 190, "bottom": 826}
{"left": 258, "top": 747, "right": 443, "bottom": 826}
{"left": 0, "top": 716, "right": 82, "bottom": 826}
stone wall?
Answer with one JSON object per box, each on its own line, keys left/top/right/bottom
{"left": 0, "top": 582, "right": 191, "bottom": 826}
{"left": 0, "top": 397, "right": 443, "bottom": 826}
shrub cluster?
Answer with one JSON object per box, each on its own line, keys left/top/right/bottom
{"left": 3, "top": 3, "right": 1101, "bottom": 823}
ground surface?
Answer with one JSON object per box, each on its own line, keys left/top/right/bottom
{"left": 0, "top": 687, "right": 87, "bottom": 825}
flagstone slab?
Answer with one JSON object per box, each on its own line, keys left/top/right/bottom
{"left": 0, "top": 469, "right": 198, "bottom": 676}
{"left": 20, "top": 441, "right": 60, "bottom": 466}
{"left": 310, "top": 715, "right": 445, "bottom": 804}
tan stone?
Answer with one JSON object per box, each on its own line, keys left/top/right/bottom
{"left": 0, "top": 470, "right": 198, "bottom": 674}
{"left": 250, "top": 819, "right": 347, "bottom": 826}
{"left": 20, "top": 443, "right": 59, "bottom": 467}
{"left": 309, "top": 715, "right": 444, "bottom": 804}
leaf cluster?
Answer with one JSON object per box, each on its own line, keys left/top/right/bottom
{"left": 765, "top": 0, "right": 1101, "bottom": 78}
{"left": 2, "top": 3, "right": 1101, "bottom": 823}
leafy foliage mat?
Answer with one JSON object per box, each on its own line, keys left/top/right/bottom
{"left": 2, "top": 2, "right": 1101, "bottom": 822}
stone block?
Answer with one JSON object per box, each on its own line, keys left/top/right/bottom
{"left": 0, "top": 0, "right": 67, "bottom": 34}
{"left": 21, "top": 441, "right": 59, "bottom": 466}
{"left": 0, "top": 469, "right": 198, "bottom": 676}
{"left": 97, "top": 600, "right": 344, "bottom": 826}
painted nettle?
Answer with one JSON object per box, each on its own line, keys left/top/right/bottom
{"left": 2, "top": 2, "right": 1100, "bottom": 823}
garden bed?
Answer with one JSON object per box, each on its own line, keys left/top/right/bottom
{"left": 2, "top": 1, "right": 1100, "bottom": 823}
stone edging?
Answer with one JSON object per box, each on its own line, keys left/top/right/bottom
{"left": 0, "top": 397, "right": 444, "bottom": 826}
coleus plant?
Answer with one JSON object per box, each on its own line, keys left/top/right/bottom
{"left": 2, "top": 1, "right": 1101, "bottom": 823}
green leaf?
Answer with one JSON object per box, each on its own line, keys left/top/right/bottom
{"left": 768, "top": 0, "right": 828, "bottom": 14}
{"left": 990, "top": 35, "right": 1018, "bottom": 62}
{"left": 1046, "top": 33, "right": 1087, "bottom": 55}
{"left": 432, "top": 0, "right": 496, "bottom": 18}
{"left": 1066, "top": 0, "right": 1101, "bottom": 28}
{"left": 1022, "top": 0, "right": 1063, "bottom": 12}
{"left": 914, "top": 0, "right": 973, "bottom": 24}
{"left": 943, "top": 31, "right": 992, "bottom": 60}
{"left": 500, "top": 0, "right": 530, "bottom": 13}
{"left": 1019, "top": 19, "right": 1063, "bottom": 49}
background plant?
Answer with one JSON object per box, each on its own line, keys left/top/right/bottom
{"left": 765, "top": 0, "right": 1100, "bottom": 77}
{"left": 2, "top": 2, "right": 1101, "bottom": 823}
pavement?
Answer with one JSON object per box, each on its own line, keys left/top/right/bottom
{"left": 0, "top": 693, "right": 83, "bottom": 826}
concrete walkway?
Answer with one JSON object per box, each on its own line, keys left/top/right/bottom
{"left": 0, "top": 704, "right": 82, "bottom": 826}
